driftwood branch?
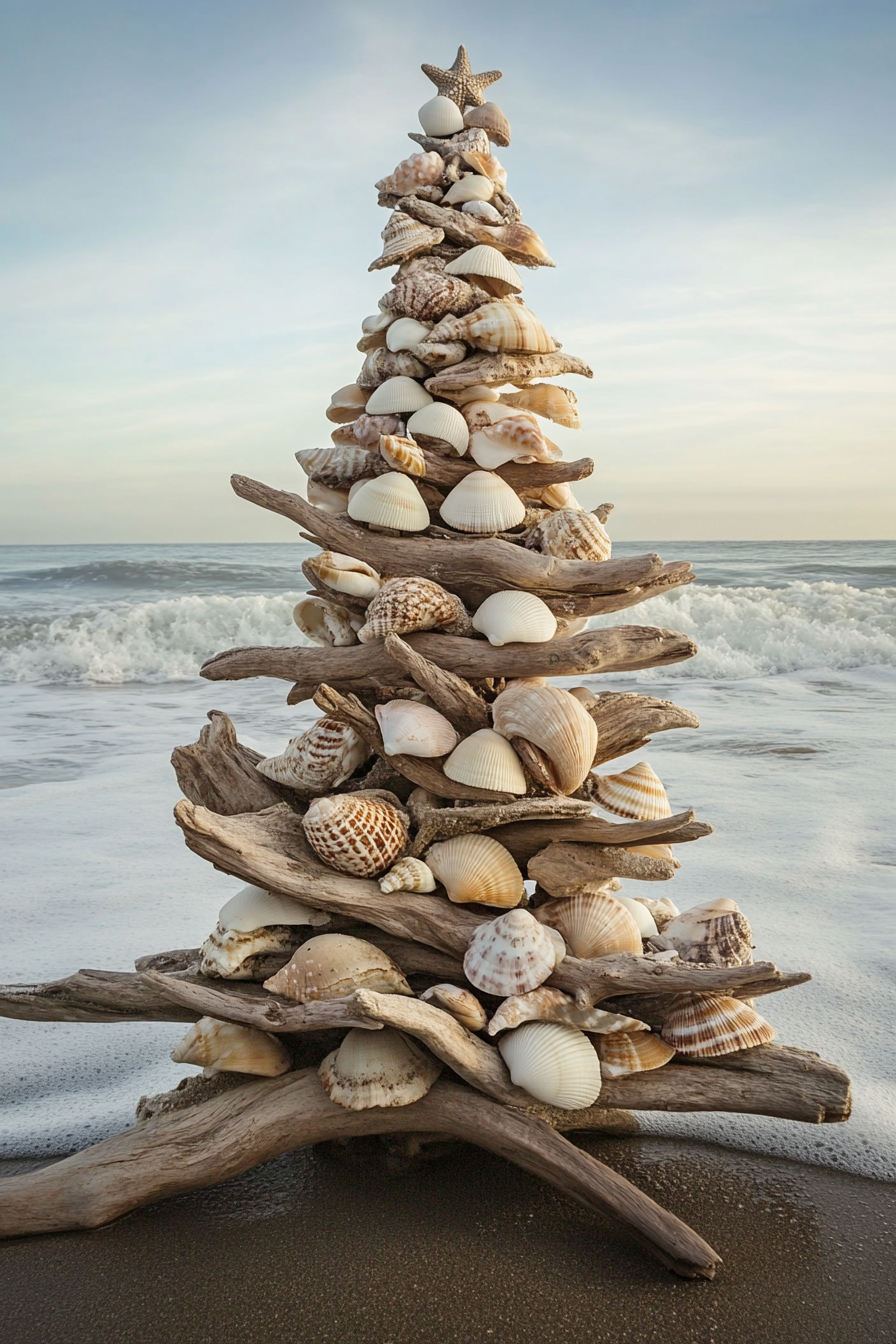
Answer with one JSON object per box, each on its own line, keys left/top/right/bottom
{"left": 493, "top": 813, "right": 711, "bottom": 867}
{"left": 544, "top": 563, "right": 695, "bottom": 619}
{"left": 382, "top": 634, "right": 490, "bottom": 734}
{"left": 529, "top": 841, "right": 678, "bottom": 887}
{"left": 581, "top": 691, "right": 701, "bottom": 768}
{"left": 415, "top": 448, "right": 595, "bottom": 492}
{"left": 0, "top": 969, "right": 200, "bottom": 1024}
{"left": 398, "top": 196, "right": 556, "bottom": 269}
{"left": 171, "top": 710, "right": 283, "bottom": 815}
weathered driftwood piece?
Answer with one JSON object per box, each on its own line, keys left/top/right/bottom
{"left": 424, "top": 351, "right": 593, "bottom": 396}
{"left": 171, "top": 710, "right": 283, "bottom": 815}
{"left": 382, "top": 634, "right": 491, "bottom": 734}
{"left": 543, "top": 563, "right": 695, "bottom": 620}
{"left": 409, "top": 795, "right": 596, "bottom": 854}
{"left": 414, "top": 449, "right": 595, "bottom": 491}
{"left": 398, "top": 195, "right": 556, "bottom": 268}
{"left": 580, "top": 691, "right": 701, "bottom": 768}
{"left": 140, "top": 971, "right": 380, "bottom": 1033}
{"left": 0, "top": 969, "right": 199, "bottom": 1025}
{"left": 489, "top": 814, "right": 710, "bottom": 867}
{"left": 0, "top": 1070, "right": 720, "bottom": 1278}
{"left": 555, "top": 954, "right": 810, "bottom": 1009}
{"left": 530, "top": 841, "right": 678, "bottom": 887}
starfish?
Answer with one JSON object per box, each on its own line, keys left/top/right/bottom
{"left": 421, "top": 45, "right": 502, "bottom": 111}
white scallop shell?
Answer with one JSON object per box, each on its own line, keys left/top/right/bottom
{"left": 439, "top": 471, "right": 526, "bottom": 533}
{"left": 218, "top": 884, "right": 330, "bottom": 933}
{"left": 487, "top": 986, "right": 648, "bottom": 1036}
{"left": 319, "top": 1027, "right": 442, "bottom": 1110}
{"left": 365, "top": 377, "right": 434, "bottom": 415}
{"left": 472, "top": 591, "right": 557, "bottom": 646}
{"left": 256, "top": 717, "right": 370, "bottom": 792}
{"left": 378, "top": 856, "right": 437, "bottom": 894}
{"left": 406, "top": 402, "right": 469, "bottom": 454}
{"left": 305, "top": 551, "right": 381, "bottom": 600}
{"left": 498, "top": 1021, "right": 602, "bottom": 1110}
{"left": 442, "top": 728, "right": 528, "bottom": 795}
{"left": 387, "top": 317, "right": 434, "bottom": 352}
{"left": 442, "top": 175, "right": 495, "bottom": 206}
{"left": 347, "top": 472, "right": 430, "bottom": 532}
{"left": 463, "top": 909, "right": 563, "bottom": 997}
{"left": 444, "top": 245, "right": 523, "bottom": 296}
{"left": 425, "top": 833, "right": 524, "bottom": 908}
{"left": 461, "top": 200, "right": 504, "bottom": 223}
{"left": 418, "top": 94, "right": 465, "bottom": 137}
{"left": 292, "top": 596, "right": 360, "bottom": 647}
{"left": 375, "top": 700, "right": 459, "bottom": 758}
{"left": 419, "top": 984, "right": 487, "bottom": 1032}
{"left": 306, "top": 480, "right": 350, "bottom": 513}
{"left": 171, "top": 1017, "right": 291, "bottom": 1079}
{"left": 362, "top": 311, "right": 395, "bottom": 335}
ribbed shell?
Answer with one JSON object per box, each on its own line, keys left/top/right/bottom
{"left": 365, "top": 377, "right": 433, "bottom": 416}
{"left": 463, "top": 102, "right": 512, "bottom": 148}
{"left": 491, "top": 682, "right": 598, "bottom": 795}
{"left": 307, "top": 480, "right": 350, "bottom": 513}
{"left": 264, "top": 933, "right": 412, "bottom": 1002}
{"left": 199, "top": 923, "right": 304, "bottom": 980}
{"left": 461, "top": 148, "right": 507, "bottom": 191}
{"left": 490, "top": 222, "right": 553, "bottom": 265}
{"left": 305, "top": 551, "right": 381, "bottom": 600}
{"left": 535, "top": 891, "right": 643, "bottom": 960}
{"left": 293, "top": 597, "right": 360, "bottom": 648}
{"left": 442, "top": 728, "right": 528, "bottom": 795}
{"left": 379, "top": 434, "right": 426, "bottom": 476}
{"left": 296, "top": 445, "right": 378, "bottom": 486}
{"left": 369, "top": 211, "right": 444, "bottom": 272}
{"left": 357, "top": 576, "right": 470, "bottom": 643}
{"left": 661, "top": 994, "right": 775, "bottom": 1057}
{"left": 463, "top": 909, "right": 563, "bottom": 997}
{"left": 487, "top": 987, "right": 648, "bottom": 1037}
{"left": 419, "top": 984, "right": 487, "bottom": 1032}
{"left": 378, "top": 856, "right": 437, "bottom": 894}
{"left": 375, "top": 700, "right": 458, "bottom": 758}
{"left": 442, "top": 175, "right": 495, "bottom": 206}
{"left": 386, "top": 318, "right": 434, "bottom": 352}
{"left": 320, "top": 1027, "right": 442, "bottom": 1110}
{"left": 445, "top": 245, "right": 523, "bottom": 298}
{"left": 592, "top": 762, "right": 672, "bottom": 821}
{"left": 256, "top": 718, "right": 370, "bottom": 792}
{"left": 347, "top": 472, "right": 430, "bottom": 532}
{"left": 439, "top": 471, "right": 526, "bottom": 533}
{"left": 218, "top": 884, "right": 330, "bottom": 933}
{"left": 406, "top": 402, "right": 470, "bottom": 454}
{"left": 382, "top": 257, "right": 488, "bottom": 323}
{"left": 664, "top": 900, "right": 754, "bottom": 968}
{"left": 171, "top": 1017, "right": 291, "bottom": 1078}
{"left": 472, "top": 591, "right": 558, "bottom": 646}
{"left": 302, "top": 795, "right": 409, "bottom": 877}
{"left": 440, "top": 302, "right": 557, "bottom": 354}
{"left": 425, "top": 833, "right": 524, "bottom": 908}
{"left": 597, "top": 1031, "right": 676, "bottom": 1079}
{"left": 375, "top": 150, "right": 445, "bottom": 196}
{"left": 527, "top": 508, "right": 610, "bottom": 560}
{"left": 326, "top": 383, "right": 369, "bottom": 424}
{"left": 500, "top": 384, "right": 580, "bottom": 429}
{"left": 418, "top": 95, "right": 465, "bottom": 137}
{"left": 498, "top": 1022, "right": 602, "bottom": 1110}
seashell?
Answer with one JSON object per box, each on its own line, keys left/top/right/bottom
{"left": 293, "top": 596, "right": 360, "bottom": 648}
{"left": 256, "top": 717, "right": 371, "bottom": 792}
{"left": 302, "top": 795, "right": 409, "bottom": 877}
{"left": 491, "top": 682, "right": 598, "bottom": 795}
{"left": 487, "top": 987, "right": 648, "bottom": 1037}
{"left": 353, "top": 412, "right": 405, "bottom": 447}
{"left": 472, "top": 591, "right": 557, "bottom": 646}
{"left": 171, "top": 1017, "right": 291, "bottom": 1078}
{"left": 450, "top": 384, "right": 501, "bottom": 405}
{"left": 362, "top": 310, "right": 395, "bottom": 336}
{"left": 406, "top": 402, "right": 469, "bottom": 455}
{"left": 426, "top": 833, "right": 524, "bottom": 909}
{"left": 357, "top": 576, "right": 470, "bottom": 643}
{"left": 330, "top": 422, "right": 362, "bottom": 446}
{"left": 444, "top": 245, "right": 523, "bottom": 298}
{"left": 460, "top": 148, "right": 507, "bottom": 191}
{"left": 438, "top": 302, "right": 557, "bottom": 355}
{"left": 442, "top": 727, "right": 528, "bottom": 795}
{"left": 379, "top": 434, "right": 426, "bottom": 477}
{"left": 418, "top": 94, "right": 465, "bottom": 138}
{"left": 663, "top": 900, "right": 754, "bottom": 968}
{"left": 626, "top": 843, "right": 679, "bottom": 868}
{"left": 306, "top": 480, "right": 350, "bottom": 513}
{"left": 498, "top": 1022, "right": 602, "bottom": 1109}
{"left": 357, "top": 327, "right": 388, "bottom": 353}
{"left": 326, "top": 383, "right": 370, "bottom": 424}
{"left": 463, "top": 101, "right": 512, "bottom": 148}
{"left": 365, "top": 376, "right": 433, "bottom": 416}
{"left": 448, "top": 127, "right": 491, "bottom": 157}
{"left": 358, "top": 347, "right": 429, "bottom": 390}
{"left": 592, "top": 762, "right": 672, "bottom": 821}
{"left": 297, "top": 444, "right": 380, "bottom": 487}
{"left": 378, "top": 856, "right": 437, "bottom": 894}
{"left": 636, "top": 896, "right": 680, "bottom": 932}
{"left": 525, "top": 508, "right": 611, "bottom": 561}
{"left": 419, "top": 984, "right": 487, "bottom": 1032}
{"left": 347, "top": 472, "right": 430, "bottom": 532}
{"left": 218, "top": 884, "right": 330, "bottom": 933}
{"left": 319, "top": 1027, "right": 441, "bottom": 1110}
{"left": 470, "top": 415, "right": 555, "bottom": 469}
{"left": 375, "top": 700, "right": 458, "bottom": 759}
{"left": 596, "top": 1031, "right": 676, "bottom": 1079}
{"left": 376, "top": 150, "right": 445, "bottom": 196}
{"left": 386, "top": 317, "right": 434, "bottom": 352}
{"left": 491, "top": 222, "right": 554, "bottom": 265}
{"left": 439, "top": 470, "right": 526, "bottom": 533}
{"left": 305, "top": 550, "right": 381, "bottom": 600}
{"left": 535, "top": 891, "right": 643, "bottom": 960}
{"left": 412, "top": 339, "right": 468, "bottom": 371}
{"left": 442, "top": 175, "right": 495, "bottom": 206}
{"left": 534, "top": 481, "right": 582, "bottom": 511}
{"left": 462, "top": 200, "right": 504, "bottom": 223}
{"left": 199, "top": 923, "right": 305, "bottom": 980}
{"left": 382, "top": 256, "right": 489, "bottom": 322}
{"left": 501, "top": 384, "right": 578, "bottom": 429}
{"left": 264, "top": 933, "right": 413, "bottom": 1001}
{"left": 369, "top": 211, "right": 444, "bottom": 271}
{"left": 464, "top": 908, "right": 564, "bottom": 997}
{"left": 661, "top": 993, "right": 775, "bottom": 1057}
{"left": 612, "top": 893, "right": 660, "bottom": 938}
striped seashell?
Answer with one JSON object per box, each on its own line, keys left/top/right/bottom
{"left": 386, "top": 317, "right": 434, "bottom": 352}
{"left": 596, "top": 1031, "right": 676, "bottom": 1078}
{"left": 304, "top": 551, "right": 381, "bottom": 600}
{"left": 535, "top": 891, "right": 643, "bottom": 960}
{"left": 296, "top": 445, "right": 379, "bottom": 486}
{"left": 379, "top": 434, "right": 426, "bottom": 476}
{"left": 472, "top": 590, "right": 557, "bottom": 646}
{"left": 217, "top": 884, "right": 329, "bottom": 934}
{"left": 463, "top": 101, "right": 512, "bottom": 148}
{"left": 264, "top": 933, "right": 413, "bottom": 1002}
{"left": 470, "top": 414, "right": 556, "bottom": 470}
{"left": 663, "top": 900, "right": 754, "bottom": 968}
{"left": 375, "top": 150, "right": 445, "bottom": 196}
{"left": 256, "top": 718, "right": 371, "bottom": 792}
{"left": 592, "top": 762, "right": 672, "bottom": 821}
{"left": 319, "top": 1027, "right": 441, "bottom": 1110}
{"left": 438, "top": 302, "right": 557, "bottom": 355}
{"left": 660, "top": 993, "right": 775, "bottom": 1057}
{"left": 489, "top": 222, "right": 554, "bottom": 266}
{"left": 347, "top": 472, "right": 430, "bottom": 532}
{"left": 378, "top": 856, "right": 437, "bottom": 894}
{"left": 365, "top": 377, "right": 433, "bottom": 416}
{"left": 498, "top": 1021, "right": 602, "bottom": 1110}
{"left": 419, "top": 984, "right": 487, "bottom": 1032}
{"left": 425, "top": 833, "right": 524, "bottom": 909}
{"left": 171, "top": 1017, "right": 291, "bottom": 1078}
{"left": 406, "top": 402, "right": 469, "bottom": 454}
{"left": 463, "top": 909, "right": 564, "bottom": 997}
{"left": 461, "top": 199, "right": 504, "bottom": 223}
{"left": 442, "top": 728, "right": 528, "bottom": 795}
{"left": 460, "top": 148, "right": 507, "bottom": 191}
{"left": 439, "top": 470, "right": 526, "bottom": 533}
{"left": 369, "top": 211, "right": 444, "bottom": 271}
{"left": 382, "top": 256, "right": 489, "bottom": 323}
{"left": 491, "top": 681, "right": 598, "bottom": 795}
{"left": 306, "top": 480, "right": 350, "bottom": 513}
{"left": 442, "top": 175, "right": 495, "bottom": 206}
{"left": 357, "top": 576, "right": 471, "bottom": 643}
{"left": 499, "top": 384, "right": 580, "bottom": 429}
{"left": 292, "top": 596, "right": 360, "bottom": 647}
{"left": 375, "top": 700, "right": 458, "bottom": 758}
{"left": 353, "top": 412, "right": 405, "bottom": 446}
{"left": 487, "top": 986, "right": 648, "bottom": 1037}
{"left": 444, "top": 244, "right": 523, "bottom": 298}
{"left": 357, "top": 347, "right": 429, "bottom": 391}
{"left": 302, "top": 795, "right": 409, "bottom": 877}
{"left": 531, "top": 481, "right": 582, "bottom": 511}
{"left": 525, "top": 508, "right": 610, "bottom": 563}
{"left": 418, "top": 95, "right": 465, "bottom": 138}
{"left": 326, "top": 383, "right": 370, "bottom": 424}
{"left": 199, "top": 923, "right": 305, "bottom": 980}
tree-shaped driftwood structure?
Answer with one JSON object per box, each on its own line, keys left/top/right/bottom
{"left": 0, "top": 48, "right": 850, "bottom": 1279}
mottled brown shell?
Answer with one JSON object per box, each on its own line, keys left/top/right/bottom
{"left": 357, "top": 576, "right": 471, "bottom": 643}
{"left": 302, "top": 794, "right": 409, "bottom": 877}
{"left": 382, "top": 257, "right": 490, "bottom": 323}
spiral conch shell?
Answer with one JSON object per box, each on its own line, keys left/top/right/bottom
{"left": 319, "top": 1027, "right": 441, "bottom": 1110}
{"left": 592, "top": 762, "right": 672, "bottom": 821}
{"left": 264, "top": 933, "right": 413, "bottom": 1002}
{"left": 171, "top": 1018, "right": 291, "bottom": 1078}
{"left": 487, "top": 987, "right": 648, "bottom": 1037}
{"left": 376, "top": 150, "right": 445, "bottom": 196}
{"left": 375, "top": 700, "right": 458, "bottom": 758}
{"left": 535, "top": 891, "right": 643, "bottom": 960}
{"left": 525, "top": 509, "right": 611, "bottom": 562}
{"left": 596, "top": 1031, "right": 676, "bottom": 1078}
{"left": 419, "top": 984, "right": 487, "bottom": 1032}
{"left": 660, "top": 993, "right": 775, "bottom": 1058}
{"left": 663, "top": 900, "right": 754, "bottom": 968}
{"left": 425, "top": 833, "right": 524, "bottom": 908}
{"left": 491, "top": 681, "right": 598, "bottom": 795}
{"left": 256, "top": 718, "right": 371, "bottom": 792}
{"left": 438, "top": 302, "right": 558, "bottom": 355}
{"left": 499, "top": 384, "right": 580, "bottom": 429}
{"left": 302, "top": 794, "right": 409, "bottom": 877}
{"left": 378, "top": 856, "right": 437, "bottom": 894}
{"left": 305, "top": 551, "right": 381, "bottom": 601}
{"left": 369, "top": 211, "right": 444, "bottom": 271}
{"left": 498, "top": 1022, "right": 602, "bottom": 1110}
{"left": 357, "top": 576, "right": 471, "bottom": 643}
{"left": 464, "top": 909, "right": 565, "bottom": 997}
{"left": 293, "top": 597, "right": 361, "bottom": 648}
{"left": 382, "top": 256, "right": 490, "bottom": 322}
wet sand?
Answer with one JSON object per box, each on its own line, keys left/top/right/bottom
{"left": 1, "top": 1135, "right": 894, "bottom": 1344}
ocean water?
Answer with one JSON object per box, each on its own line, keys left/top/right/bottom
{"left": 0, "top": 541, "right": 894, "bottom": 1177}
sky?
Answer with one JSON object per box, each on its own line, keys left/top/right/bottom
{"left": 1, "top": 0, "right": 894, "bottom": 542}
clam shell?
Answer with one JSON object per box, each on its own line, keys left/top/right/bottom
{"left": 296, "top": 444, "right": 380, "bottom": 487}
{"left": 376, "top": 150, "right": 445, "bottom": 196}
{"left": 199, "top": 923, "right": 305, "bottom": 980}
{"left": 386, "top": 317, "right": 434, "bottom": 352}
{"left": 353, "top": 412, "right": 405, "bottom": 447}
{"left": 419, "top": 983, "right": 487, "bottom": 1032}
{"left": 499, "top": 384, "right": 579, "bottom": 429}
{"left": 498, "top": 1022, "right": 602, "bottom": 1110}
{"left": 357, "top": 576, "right": 470, "bottom": 643}
{"left": 664, "top": 900, "right": 754, "bottom": 968}
{"left": 661, "top": 993, "right": 775, "bottom": 1057}
{"left": 490, "top": 222, "right": 553, "bottom": 265}
{"left": 463, "top": 101, "right": 511, "bottom": 147}
{"left": 444, "top": 245, "right": 523, "bottom": 298}
{"left": 306, "top": 480, "right": 350, "bottom": 513}
{"left": 439, "top": 302, "right": 557, "bottom": 355}
{"left": 470, "top": 414, "right": 555, "bottom": 469}
{"left": 425, "top": 833, "right": 524, "bottom": 909}
{"left": 535, "top": 891, "right": 643, "bottom": 960}
{"left": 171, "top": 1017, "right": 291, "bottom": 1078}
{"left": 362, "top": 311, "right": 395, "bottom": 335}
{"left": 526, "top": 508, "right": 610, "bottom": 562}
{"left": 292, "top": 596, "right": 360, "bottom": 648}
{"left": 439, "top": 470, "right": 526, "bottom": 533}
{"left": 418, "top": 94, "right": 465, "bottom": 138}
{"left": 256, "top": 717, "right": 371, "bottom": 792}
{"left": 358, "top": 346, "right": 429, "bottom": 390}
{"left": 592, "top": 762, "right": 672, "bottom": 821}
{"left": 302, "top": 795, "right": 409, "bottom": 877}
{"left": 442, "top": 727, "right": 528, "bottom": 795}
{"left": 379, "top": 434, "right": 426, "bottom": 477}
{"left": 369, "top": 211, "right": 444, "bottom": 271}
{"left": 382, "top": 256, "right": 489, "bottom": 322}
{"left": 491, "top": 682, "right": 598, "bottom": 795}
{"left": 472, "top": 591, "right": 557, "bottom": 646}
{"left": 442, "top": 175, "right": 495, "bottom": 206}
{"left": 218, "top": 884, "right": 330, "bottom": 934}
{"left": 460, "top": 148, "right": 507, "bottom": 191}
{"left": 365, "top": 376, "right": 433, "bottom": 416}
{"left": 612, "top": 894, "right": 660, "bottom": 938}
{"left": 375, "top": 700, "right": 458, "bottom": 758}
{"left": 636, "top": 896, "right": 680, "bottom": 932}
{"left": 596, "top": 1031, "right": 676, "bottom": 1078}
{"left": 264, "top": 933, "right": 413, "bottom": 1001}
{"left": 304, "top": 551, "right": 381, "bottom": 600}
{"left": 461, "top": 200, "right": 504, "bottom": 223}
{"left": 347, "top": 472, "right": 430, "bottom": 532}
{"left": 406, "top": 402, "right": 469, "bottom": 454}
{"left": 626, "top": 843, "right": 679, "bottom": 868}
{"left": 326, "top": 383, "right": 370, "bottom": 424}
{"left": 487, "top": 987, "right": 648, "bottom": 1036}
{"left": 378, "top": 856, "right": 437, "bottom": 894}
{"left": 463, "top": 909, "right": 563, "bottom": 997}
{"left": 319, "top": 1027, "right": 441, "bottom": 1110}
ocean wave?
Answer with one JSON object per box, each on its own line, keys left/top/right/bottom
{"left": 0, "top": 557, "right": 304, "bottom": 594}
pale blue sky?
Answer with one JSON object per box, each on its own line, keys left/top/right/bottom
{"left": 1, "top": 0, "right": 894, "bottom": 541}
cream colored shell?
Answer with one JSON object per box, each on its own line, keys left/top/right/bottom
{"left": 425, "top": 833, "right": 524, "bottom": 908}
{"left": 663, "top": 900, "right": 754, "bottom": 968}
{"left": 263, "top": 933, "right": 412, "bottom": 1002}
{"left": 320, "top": 1027, "right": 442, "bottom": 1110}
{"left": 444, "top": 245, "right": 523, "bottom": 297}
{"left": 171, "top": 1017, "right": 291, "bottom": 1078}
{"left": 302, "top": 794, "right": 409, "bottom": 877}
{"left": 442, "top": 728, "right": 528, "bottom": 795}
{"left": 256, "top": 717, "right": 370, "bottom": 793}
{"left": 296, "top": 444, "right": 376, "bottom": 485}
{"left": 198, "top": 923, "right": 304, "bottom": 980}
{"left": 357, "top": 576, "right": 470, "bottom": 643}
{"left": 487, "top": 987, "right": 648, "bottom": 1037}
{"left": 365, "top": 377, "right": 433, "bottom": 416}
{"left": 498, "top": 1021, "right": 602, "bottom": 1110}
{"left": 472, "top": 591, "right": 557, "bottom": 646}
{"left": 526, "top": 509, "right": 611, "bottom": 562}
{"left": 500, "top": 384, "right": 580, "bottom": 429}
{"left": 592, "top": 762, "right": 672, "bottom": 821}
{"left": 418, "top": 95, "right": 465, "bottom": 137}
{"left": 442, "top": 175, "right": 495, "bottom": 206}
{"left": 406, "top": 402, "right": 470, "bottom": 454}
{"left": 535, "top": 891, "right": 643, "bottom": 960}
{"left": 305, "top": 551, "right": 381, "bottom": 600}
{"left": 463, "top": 101, "right": 512, "bottom": 148}
{"left": 439, "top": 302, "right": 557, "bottom": 354}
{"left": 326, "top": 383, "right": 369, "bottom": 424}
{"left": 596, "top": 1031, "right": 676, "bottom": 1078}
{"left": 461, "top": 200, "right": 504, "bottom": 223}
{"left": 611, "top": 894, "right": 660, "bottom": 939}
{"left": 419, "top": 984, "right": 487, "bottom": 1032}
{"left": 375, "top": 700, "right": 458, "bottom": 758}
{"left": 463, "top": 909, "right": 563, "bottom": 997}
{"left": 376, "top": 150, "right": 445, "bottom": 196}
{"left": 491, "top": 681, "right": 598, "bottom": 795}
{"left": 218, "top": 884, "right": 330, "bottom": 934}
{"left": 660, "top": 993, "right": 775, "bottom": 1058}
{"left": 369, "top": 211, "right": 444, "bottom": 271}
{"left": 307, "top": 480, "right": 350, "bottom": 513}
{"left": 378, "top": 856, "right": 437, "bottom": 894}
{"left": 386, "top": 317, "right": 434, "bottom": 352}
{"left": 347, "top": 472, "right": 430, "bottom": 532}
{"left": 439, "top": 471, "right": 526, "bottom": 533}
{"left": 379, "top": 434, "right": 426, "bottom": 476}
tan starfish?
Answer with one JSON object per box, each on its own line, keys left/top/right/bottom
{"left": 421, "top": 45, "right": 502, "bottom": 111}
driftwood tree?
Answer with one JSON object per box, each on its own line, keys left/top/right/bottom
{"left": 0, "top": 46, "right": 849, "bottom": 1280}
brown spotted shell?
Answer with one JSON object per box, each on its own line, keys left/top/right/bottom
{"left": 382, "top": 257, "right": 490, "bottom": 323}
{"left": 264, "top": 933, "right": 413, "bottom": 1002}
{"left": 357, "top": 576, "right": 471, "bottom": 643}
{"left": 302, "top": 794, "right": 409, "bottom": 877}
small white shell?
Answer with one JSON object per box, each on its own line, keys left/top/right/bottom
{"left": 439, "top": 471, "right": 526, "bottom": 533}
{"left": 306, "top": 480, "right": 350, "bottom": 513}
{"left": 461, "top": 200, "right": 504, "bottom": 223}
{"left": 362, "top": 311, "right": 395, "bottom": 336}
{"left": 444, "top": 245, "right": 523, "bottom": 297}
{"left": 365, "top": 377, "right": 434, "bottom": 415}
{"left": 418, "top": 94, "right": 465, "bottom": 137}
{"left": 378, "top": 856, "right": 437, "bottom": 894}
{"left": 375, "top": 700, "right": 459, "bottom": 758}
{"left": 472, "top": 591, "right": 558, "bottom": 646}
{"left": 425, "top": 833, "right": 524, "bottom": 908}
{"left": 443, "top": 728, "right": 528, "bottom": 795}
{"left": 347, "top": 472, "right": 430, "bottom": 532}
{"left": 199, "top": 923, "right": 305, "bottom": 980}
{"left": 305, "top": 551, "right": 381, "bottom": 600}
{"left": 293, "top": 596, "right": 360, "bottom": 647}
{"left": 319, "top": 1027, "right": 442, "bottom": 1109}
{"left": 419, "top": 984, "right": 487, "bottom": 1032}
{"left": 171, "top": 1017, "right": 291, "bottom": 1079}
{"left": 463, "top": 909, "right": 563, "bottom": 997}
{"left": 498, "top": 1022, "right": 602, "bottom": 1110}
{"left": 387, "top": 317, "right": 434, "bottom": 352}
{"left": 442, "top": 175, "right": 495, "bottom": 206}
{"left": 218, "top": 884, "right": 330, "bottom": 933}
{"left": 406, "top": 402, "right": 470, "bottom": 454}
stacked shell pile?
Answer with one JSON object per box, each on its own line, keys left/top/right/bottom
{"left": 175, "top": 48, "right": 780, "bottom": 1114}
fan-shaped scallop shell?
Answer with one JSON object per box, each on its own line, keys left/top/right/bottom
{"left": 365, "top": 376, "right": 433, "bottom": 416}
{"left": 326, "top": 383, "right": 370, "bottom": 423}
{"left": 425, "top": 833, "right": 524, "bottom": 908}
{"left": 375, "top": 700, "right": 458, "bottom": 758}
{"left": 199, "top": 923, "right": 305, "bottom": 980}
{"left": 304, "top": 551, "right": 381, "bottom": 600}
{"left": 592, "top": 762, "right": 672, "bottom": 821}
{"left": 347, "top": 472, "right": 430, "bottom": 532}
{"left": 463, "top": 909, "right": 563, "bottom": 997}
{"left": 663, "top": 900, "right": 754, "bottom": 968}
{"left": 487, "top": 987, "right": 648, "bottom": 1037}
{"left": 596, "top": 1031, "right": 676, "bottom": 1078}
{"left": 264, "top": 933, "right": 413, "bottom": 1001}
{"left": 491, "top": 682, "right": 598, "bottom": 795}
{"left": 472, "top": 591, "right": 557, "bottom": 646}
{"left": 376, "top": 150, "right": 445, "bottom": 196}
{"left": 463, "top": 101, "right": 512, "bottom": 148}
{"left": 660, "top": 993, "right": 775, "bottom": 1057}
{"left": 525, "top": 509, "right": 611, "bottom": 561}
{"left": 445, "top": 245, "right": 523, "bottom": 298}
{"left": 357, "top": 576, "right": 470, "bottom": 643}
{"left": 293, "top": 596, "right": 360, "bottom": 648}
{"left": 256, "top": 718, "right": 370, "bottom": 792}
{"left": 378, "top": 856, "right": 437, "bottom": 894}
{"left": 378, "top": 434, "right": 426, "bottom": 477}
{"left": 319, "top": 1027, "right": 442, "bottom": 1110}
{"left": 535, "top": 891, "right": 643, "bottom": 960}
{"left": 302, "top": 795, "right": 409, "bottom": 877}
{"left": 442, "top": 728, "right": 528, "bottom": 795}
{"left": 500, "top": 384, "right": 579, "bottom": 429}
{"left": 419, "top": 984, "right": 487, "bottom": 1032}
{"left": 406, "top": 402, "right": 469, "bottom": 454}
{"left": 498, "top": 1021, "right": 602, "bottom": 1110}
{"left": 369, "top": 211, "right": 444, "bottom": 271}
{"left": 171, "top": 1017, "right": 291, "bottom": 1078}
{"left": 439, "top": 470, "right": 526, "bottom": 533}
{"left": 418, "top": 94, "right": 465, "bottom": 137}
{"left": 439, "top": 302, "right": 557, "bottom": 355}
{"left": 382, "top": 257, "right": 489, "bottom": 322}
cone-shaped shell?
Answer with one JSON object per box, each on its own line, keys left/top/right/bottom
{"left": 376, "top": 150, "right": 445, "bottom": 196}
{"left": 378, "top": 435, "right": 426, "bottom": 476}
{"left": 487, "top": 987, "right": 648, "bottom": 1037}
{"left": 369, "top": 211, "right": 444, "bottom": 272}
{"left": 418, "top": 94, "right": 465, "bottom": 137}
{"left": 472, "top": 591, "right": 557, "bottom": 646}
{"left": 526, "top": 509, "right": 611, "bottom": 562}
{"left": 386, "top": 317, "right": 434, "bottom": 352}
{"left": 319, "top": 1027, "right": 442, "bottom": 1110}
{"left": 419, "top": 984, "right": 487, "bottom": 1032}
{"left": 347, "top": 472, "right": 430, "bottom": 532}
{"left": 378, "top": 856, "right": 437, "bottom": 894}
{"left": 464, "top": 909, "right": 563, "bottom": 997}
{"left": 664, "top": 900, "right": 754, "bottom": 968}
{"left": 357, "top": 576, "right": 470, "bottom": 643}
{"left": 305, "top": 551, "right": 381, "bottom": 600}
{"left": 464, "top": 101, "right": 512, "bottom": 147}
{"left": 307, "top": 480, "right": 350, "bottom": 513}
{"left": 256, "top": 718, "right": 370, "bottom": 793}
{"left": 365, "top": 377, "right": 433, "bottom": 416}
{"left": 375, "top": 700, "right": 458, "bottom": 758}
{"left": 661, "top": 993, "right": 775, "bottom": 1057}
{"left": 406, "top": 402, "right": 469, "bottom": 454}
{"left": 612, "top": 894, "right": 660, "bottom": 938}
{"left": 302, "top": 794, "right": 409, "bottom": 877}
{"left": 439, "top": 470, "right": 526, "bottom": 533}
{"left": 198, "top": 923, "right": 305, "bottom": 980}
{"left": 500, "top": 384, "right": 579, "bottom": 429}
{"left": 491, "top": 682, "right": 598, "bottom": 795}
{"left": 597, "top": 1031, "right": 676, "bottom": 1078}
{"left": 218, "top": 883, "right": 330, "bottom": 933}
{"left": 296, "top": 444, "right": 377, "bottom": 485}
{"left": 293, "top": 596, "right": 360, "bottom": 648}
{"left": 442, "top": 728, "right": 528, "bottom": 795}
{"left": 326, "top": 383, "right": 370, "bottom": 424}
{"left": 592, "top": 762, "right": 672, "bottom": 821}
{"left": 535, "top": 891, "right": 643, "bottom": 960}
{"left": 444, "top": 246, "right": 523, "bottom": 297}
{"left": 264, "top": 933, "right": 413, "bottom": 1002}
{"left": 498, "top": 1022, "right": 602, "bottom": 1110}
{"left": 426, "top": 833, "right": 524, "bottom": 909}
{"left": 439, "top": 302, "right": 557, "bottom": 355}
{"left": 171, "top": 1017, "right": 291, "bottom": 1078}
